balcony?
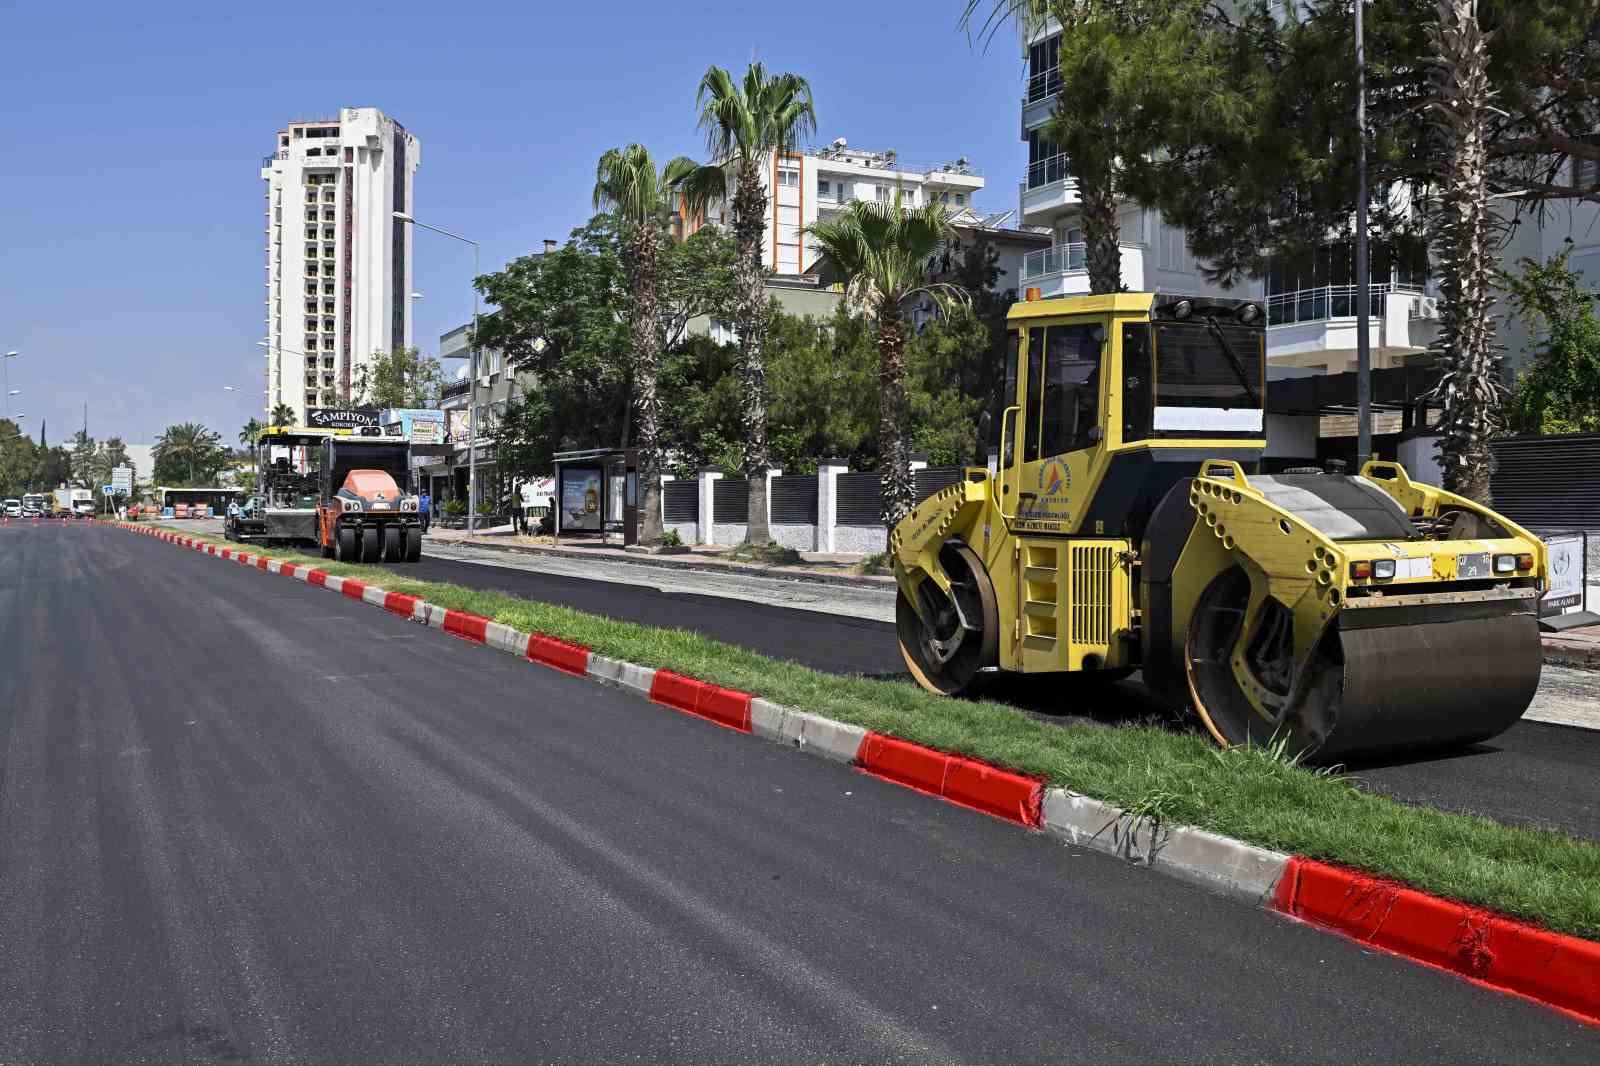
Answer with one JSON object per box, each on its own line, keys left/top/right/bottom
{"left": 1021, "top": 70, "right": 1060, "bottom": 132}
{"left": 1019, "top": 153, "right": 1078, "bottom": 224}
{"left": 1020, "top": 243, "right": 1087, "bottom": 283}
{"left": 1265, "top": 283, "right": 1439, "bottom": 360}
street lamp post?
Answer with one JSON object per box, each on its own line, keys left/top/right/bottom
{"left": 3, "top": 351, "right": 18, "bottom": 421}
{"left": 394, "top": 211, "right": 480, "bottom": 535}
{"left": 1354, "top": 0, "right": 1372, "bottom": 468}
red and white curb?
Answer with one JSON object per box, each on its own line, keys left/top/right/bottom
{"left": 115, "top": 521, "right": 1600, "bottom": 1028}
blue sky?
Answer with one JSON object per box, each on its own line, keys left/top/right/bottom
{"left": 0, "top": 1, "right": 1024, "bottom": 448}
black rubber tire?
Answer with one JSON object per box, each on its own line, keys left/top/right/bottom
{"left": 359, "top": 526, "right": 381, "bottom": 563}
{"left": 403, "top": 526, "right": 422, "bottom": 562}
{"left": 336, "top": 525, "right": 357, "bottom": 562}
{"left": 896, "top": 543, "right": 998, "bottom": 697}
{"left": 381, "top": 525, "right": 402, "bottom": 563}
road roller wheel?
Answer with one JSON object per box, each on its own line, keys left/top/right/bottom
{"left": 359, "top": 527, "right": 381, "bottom": 563}
{"left": 1184, "top": 566, "right": 1331, "bottom": 758}
{"left": 897, "top": 542, "right": 998, "bottom": 697}
{"left": 382, "top": 525, "right": 402, "bottom": 562}
{"left": 403, "top": 527, "right": 422, "bottom": 562}
{"left": 336, "top": 525, "right": 357, "bottom": 562}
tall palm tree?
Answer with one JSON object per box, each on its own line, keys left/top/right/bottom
{"left": 239, "top": 418, "right": 264, "bottom": 448}
{"left": 270, "top": 403, "right": 296, "bottom": 428}
{"left": 808, "top": 197, "right": 964, "bottom": 529}
{"left": 1427, "top": 0, "right": 1503, "bottom": 504}
{"left": 154, "top": 423, "right": 223, "bottom": 485}
{"left": 593, "top": 144, "right": 699, "bottom": 548}
{"left": 673, "top": 62, "right": 816, "bottom": 546}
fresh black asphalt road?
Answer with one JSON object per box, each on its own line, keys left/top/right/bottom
{"left": 406, "top": 544, "right": 1600, "bottom": 843}
{"left": 1, "top": 521, "right": 1595, "bottom": 1063}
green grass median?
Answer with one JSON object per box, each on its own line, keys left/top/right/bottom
{"left": 142, "top": 521, "right": 1600, "bottom": 940}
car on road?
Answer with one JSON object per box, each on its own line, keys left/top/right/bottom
{"left": 2, "top": 499, "right": 19, "bottom": 518}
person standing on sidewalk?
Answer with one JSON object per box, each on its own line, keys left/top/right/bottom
{"left": 419, "top": 489, "right": 431, "bottom": 533}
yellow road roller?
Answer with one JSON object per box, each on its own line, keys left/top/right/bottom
{"left": 891, "top": 292, "right": 1547, "bottom": 761}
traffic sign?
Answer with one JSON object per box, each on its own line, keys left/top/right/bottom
{"left": 102, "top": 485, "right": 116, "bottom": 498}
{"left": 111, "top": 464, "right": 134, "bottom": 491}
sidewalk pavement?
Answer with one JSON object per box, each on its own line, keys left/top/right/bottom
{"left": 1543, "top": 622, "right": 1600, "bottom": 669}
{"left": 423, "top": 526, "right": 896, "bottom": 590}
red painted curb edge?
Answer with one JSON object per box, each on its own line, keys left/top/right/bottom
{"left": 649, "top": 669, "right": 753, "bottom": 733}
{"left": 856, "top": 732, "right": 1045, "bottom": 829}
{"left": 1274, "top": 857, "right": 1600, "bottom": 1026}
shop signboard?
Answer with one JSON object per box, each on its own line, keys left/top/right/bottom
{"left": 382, "top": 408, "right": 446, "bottom": 445}
{"left": 306, "top": 406, "right": 381, "bottom": 431}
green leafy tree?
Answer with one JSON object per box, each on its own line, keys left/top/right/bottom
{"left": 762, "top": 307, "right": 880, "bottom": 473}
{"left": 34, "top": 446, "right": 71, "bottom": 491}
{"left": 0, "top": 419, "right": 39, "bottom": 496}
{"left": 807, "top": 198, "right": 966, "bottom": 527}
{"left": 351, "top": 346, "right": 446, "bottom": 410}
{"left": 92, "top": 437, "right": 130, "bottom": 487}
{"left": 1505, "top": 246, "right": 1600, "bottom": 434}
{"left": 673, "top": 62, "right": 817, "bottom": 545}
{"left": 153, "top": 423, "right": 227, "bottom": 486}
{"left": 68, "top": 430, "right": 97, "bottom": 488}
{"left": 593, "top": 144, "right": 703, "bottom": 546}
{"left": 239, "top": 418, "right": 264, "bottom": 447}
{"left": 270, "top": 403, "right": 296, "bottom": 428}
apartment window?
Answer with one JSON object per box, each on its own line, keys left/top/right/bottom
{"left": 323, "top": 357, "right": 335, "bottom": 369}
{"left": 305, "top": 209, "right": 317, "bottom": 223}
{"left": 306, "top": 148, "right": 321, "bottom": 157}
{"left": 305, "top": 335, "right": 318, "bottom": 350}
{"left": 818, "top": 179, "right": 831, "bottom": 199}
{"left": 280, "top": 135, "right": 289, "bottom": 147}
{"left": 955, "top": 193, "right": 966, "bottom": 206}
{"left": 323, "top": 227, "right": 335, "bottom": 240}
{"left": 324, "top": 337, "right": 336, "bottom": 350}
{"left": 323, "top": 245, "right": 336, "bottom": 259}
{"left": 323, "top": 209, "right": 335, "bottom": 221}
{"left": 323, "top": 282, "right": 335, "bottom": 295}
{"left": 305, "top": 284, "right": 317, "bottom": 296}
{"left": 777, "top": 168, "right": 800, "bottom": 188}
{"left": 307, "top": 263, "right": 319, "bottom": 276}
{"left": 323, "top": 301, "right": 335, "bottom": 314}
{"left": 306, "top": 227, "right": 317, "bottom": 240}
{"left": 305, "top": 391, "right": 317, "bottom": 406}
{"left": 305, "top": 300, "right": 317, "bottom": 314}
{"left": 305, "top": 317, "right": 317, "bottom": 331}
{"left": 1028, "top": 34, "right": 1062, "bottom": 102}
{"left": 875, "top": 185, "right": 890, "bottom": 203}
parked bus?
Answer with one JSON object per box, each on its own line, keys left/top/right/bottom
{"left": 158, "top": 487, "right": 233, "bottom": 519}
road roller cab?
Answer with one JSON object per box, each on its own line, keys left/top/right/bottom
{"left": 890, "top": 291, "right": 1548, "bottom": 761}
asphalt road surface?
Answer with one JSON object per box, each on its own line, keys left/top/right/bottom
{"left": 410, "top": 538, "right": 1600, "bottom": 843}
{"left": 2, "top": 521, "right": 1595, "bottom": 1063}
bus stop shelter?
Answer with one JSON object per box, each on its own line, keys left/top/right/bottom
{"left": 551, "top": 448, "right": 638, "bottom": 546}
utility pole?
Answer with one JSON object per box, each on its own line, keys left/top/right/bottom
{"left": 1355, "top": 0, "right": 1373, "bottom": 468}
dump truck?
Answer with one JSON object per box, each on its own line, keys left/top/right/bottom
{"left": 314, "top": 434, "right": 423, "bottom": 563}
{"left": 890, "top": 292, "right": 1547, "bottom": 762}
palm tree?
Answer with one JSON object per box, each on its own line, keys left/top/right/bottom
{"left": 808, "top": 197, "right": 964, "bottom": 529}
{"left": 270, "top": 403, "right": 296, "bottom": 428}
{"left": 153, "top": 423, "right": 224, "bottom": 485}
{"left": 593, "top": 144, "right": 699, "bottom": 548}
{"left": 673, "top": 62, "right": 816, "bottom": 546}
{"left": 1427, "top": 0, "right": 1503, "bottom": 504}
{"left": 239, "top": 418, "right": 264, "bottom": 448}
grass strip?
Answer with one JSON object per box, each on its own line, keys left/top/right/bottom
{"left": 145, "top": 522, "right": 1600, "bottom": 940}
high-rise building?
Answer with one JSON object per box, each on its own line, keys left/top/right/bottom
{"left": 260, "top": 107, "right": 420, "bottom": 423}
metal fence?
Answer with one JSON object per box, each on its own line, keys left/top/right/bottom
{"left": 836, "top": 472, "right": 883, "bottom": 526}
{"left": 663, "top": 479, "right": 698, "bottom": 523}
{"left": 770, "top": 475, "right": 818, "bottom": 525}
{"left": 1491, "top": 434, "right": 1600, "bottom": 531}
{"left": 914, "top": 467, "right": 963, "bottom": 501}
{"left": 712, "top": 478, "right": 748, "bottom": 523}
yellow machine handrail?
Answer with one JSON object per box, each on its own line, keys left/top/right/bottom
{"left": 997, "top": 405, "right": 1021, "bottom": 520}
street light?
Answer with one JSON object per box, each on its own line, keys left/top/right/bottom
{"left": 395, "top": 210, "right": 481, "bottom": 534}
{"left": 2, "top": 350, "right": 17, "bottom": 420}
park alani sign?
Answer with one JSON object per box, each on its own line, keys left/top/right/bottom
{"left": 306, "top": 406, "right": 381, "bottom": 430}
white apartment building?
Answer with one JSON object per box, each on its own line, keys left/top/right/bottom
{"left": 1016, "top": 21, "right": 1445, "bottom": 378}
{"left": 260, "top": 107, "right": 420, "bottom": 423}
{"left": 686, "top": 140, "right": 985, "bottom": 276}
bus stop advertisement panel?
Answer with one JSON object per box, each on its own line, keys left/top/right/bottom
{"left": 553, "top": 449, "right": 637, "bottom": 546}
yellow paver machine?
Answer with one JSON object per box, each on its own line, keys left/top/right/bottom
{"left": 891, "top": 292, "right": 1547, "bottom": 761}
